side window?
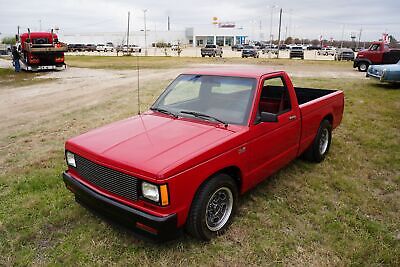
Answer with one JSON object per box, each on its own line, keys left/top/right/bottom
{"left": 370, "top": 44, "right": 379, "bottom": 51}
{"left": 259, "top": 76, "right": 291, "bottom": 115}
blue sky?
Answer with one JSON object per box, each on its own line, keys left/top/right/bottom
{"left": 0, "top": 0, "right": 399, "bottom": 41}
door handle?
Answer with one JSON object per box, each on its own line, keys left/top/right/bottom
{"left": 289, "top": 115, "right": 297, "bottom": 121}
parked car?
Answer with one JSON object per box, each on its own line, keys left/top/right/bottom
{"left": 68, "top": 44, "right": 85, "bottom": 52}
{"left": 317, "top": 47, "right": 335, "bottom": 56}
{"left": 62, "top": 68, "right": 344, "bottom": 241}
{"left": 85, "top": 44, "right": 96, "bottom": 52}
{"left": 201, "top": 44, "right": 223, "bottom": 57}
{"left": 353, "top": 41, "right": 400, "bottom": 72}
{"left": 96, "top": 44, "right": 105, "bottom": 52}
{"left": 335, "top": 48, "right": 355, "bottom": 61}
{"left": 366, "top": 60, "right": 400, "bottom": 83}
{"left": 119, "top": 44, "right": 142, "bottom": 53}
{"left": 104, "top": 43, "right": 114, "bottom": 52}
{"left": 307, "top": 46, "right": 322, "bottom": 50}
{"left": 231, "top": 44, "right": 244, "bottom": 51}
{"left": 242, "top": 45, "right": 259, "bottom": 58}
{"left": 289, "top": 46, "right": 304, "bottom": 59}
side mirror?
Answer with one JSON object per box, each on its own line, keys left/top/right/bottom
{"left": 260, "top": 112, "right": 278, "bottom": 123}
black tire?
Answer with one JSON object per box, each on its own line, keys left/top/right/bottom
{"left": 202, "top": 55, "right": 205, "bottom": 57}
{"left": 186, "top": 174, "right": 238, "bottom": 241}
{"left": 358, "top": 62, "right": 369, "bottom": 72}
{"left": 303, "top": 120, "right": 332, "bottom": 163}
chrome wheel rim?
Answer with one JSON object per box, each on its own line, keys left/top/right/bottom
{"left": 360, "top": 64, "right": 367, "bottom": 71}
{"left": 319, "top": 128, "right": 329, "bottom": 155}
{"left": 206, "top": 187, "right": 233, "bottom": 231}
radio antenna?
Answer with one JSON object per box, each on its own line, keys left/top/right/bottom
{"left": 136, "top": 50, "right": 140, "bottom": 114}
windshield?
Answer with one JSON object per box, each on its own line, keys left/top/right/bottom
{"left": 152, "top": 74, "right": 257, "bottom": 125}
{"left": 244, "top": 46, "right": 254, "bottom": 49}
{"left": 205, "top": 45, "right": 216, "bottom": 48}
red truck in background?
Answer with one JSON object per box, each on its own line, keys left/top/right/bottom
{"left": 62, "top": 69, "right": 344, "bottom": 240}
{"left": 353, "top": 41, "right": 400, "bottom": 72}
{"left": 16, "top": 29, "right": 68, "bottom": 71}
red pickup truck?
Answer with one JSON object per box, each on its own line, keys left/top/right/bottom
{"left": 354, "top": 41, "right": 400, "bottom": 72}
{"left": 63, "top": 69, "right": 344, "bottom": 240}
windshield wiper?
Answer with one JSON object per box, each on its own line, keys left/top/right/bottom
{"left": 180, "top": 110, "right": 228, "bottom": 127}
{"left": 150, "top": 107, "right": 178, "bottom": 118}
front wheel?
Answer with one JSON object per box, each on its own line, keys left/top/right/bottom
{"left": 358, "top": 62, "right": 369, "bottom": 72}
{"left": 303, "top": 120, "right": 332, "bottom": 162}
{"left": 186, "top": 174, "right": 238, "bottom": 241}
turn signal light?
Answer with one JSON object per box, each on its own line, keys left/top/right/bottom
{"left": 160, "top": 184, "right": 169, "bottom": 206}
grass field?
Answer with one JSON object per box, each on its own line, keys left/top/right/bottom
{"left": 0, "top": 59, "right": 399, "bottom": 265}
{"left": 65, "top": 55, "right": 350, "bottom": 70}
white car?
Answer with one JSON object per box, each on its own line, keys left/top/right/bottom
{"left": 121, "top": 45, "right": 142, "bottom": 53}
{"left": 104, "top": 43, "right": 114, "bottom": 52}
{"left": 317, "top": 47, "right": 335, "bottom": 56}
{"left": 96, "top": 44, "right": 105, "bottom": 52}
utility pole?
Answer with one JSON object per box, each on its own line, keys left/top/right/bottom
{"left": 277, "top": 8, "right": 282, "bottom": 58}
{"left": 127, "top": 11, "right": 130, "bottom": 55}
{"left": 269, "top": 5, "right": 275, "bottom": 49}
{"left": 167, "top": 16, "right": 170, "bottom": 31}
{"left": 340, "top": 24, "right": 345, "bottom": 48}
{"left": 143, "top": 9, "right": 148, "bottom": 56}
{"left": 39, "top": 20, "right": 42, "bottom": 31}
{"left": 288, "top": 9, "right": 292, "bottom": 38}
{"left": 357, "top": 27, "right": 362, "bottom": 49}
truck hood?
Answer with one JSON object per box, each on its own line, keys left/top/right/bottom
{"left": 66, "top": 113, "right": 238, "bottom": 179}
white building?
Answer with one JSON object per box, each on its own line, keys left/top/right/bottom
{"left": 192, "top": 26, "right": 248, "bottom": 47}
{"left": 58, "top": 25, "right": 249, "bottom": 48}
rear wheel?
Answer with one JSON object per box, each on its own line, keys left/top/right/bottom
{"left": 186, "top": 174, "right": 238, "bottom": 241}
{"left": 303, "top": 120, "right": 332, "bottom": 163}
{"left": 358, "top": 62, "right": 369, "bottom": 72}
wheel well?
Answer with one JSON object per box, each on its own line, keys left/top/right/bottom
{"left": 323, "top": 114, "right": 333, "bottom": 125}
{"left": 214, "top": 166, "right": 242, "bottom": 192}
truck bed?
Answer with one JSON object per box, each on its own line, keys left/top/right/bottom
{"left": 294, "top": 87, "right": 337, "bottom": 105}
{"left": 382, "top": 50, "right": 400, "bottom": 64}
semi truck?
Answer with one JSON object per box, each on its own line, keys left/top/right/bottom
{"left": 16, "top": 29, "right": 68, "bottom": 71}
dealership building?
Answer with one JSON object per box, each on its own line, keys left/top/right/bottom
{"left": 59, "top": 25, "right": 249, "bottom": 48}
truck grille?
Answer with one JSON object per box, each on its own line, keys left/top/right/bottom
{"left": 74, "top": 154, "right": 139, "bottom": 202}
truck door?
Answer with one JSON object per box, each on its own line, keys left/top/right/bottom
{"left": 247, "top": 75, "right": 301, "bottom": 186}
{"left": 368, "top": 43, "right": 383, "bottom": 64}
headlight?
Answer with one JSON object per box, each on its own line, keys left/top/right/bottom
{"left": 66, "top": 151, "right": 76, "bottom": 167}
{"left": 141, "top": 182, "right": 160, "bottom": 202}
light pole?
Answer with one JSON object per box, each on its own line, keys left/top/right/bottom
{"left": 269, "top": 5, "right": 277, "bottom": 48}
{"left": 143, "top": 9, "right": 148, "bottom": 56}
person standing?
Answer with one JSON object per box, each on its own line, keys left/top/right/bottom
{"left": 12, "top": 46, "right": 21, "bottom": 72}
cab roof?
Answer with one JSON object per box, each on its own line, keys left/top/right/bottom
{"left": 182, "top": 67, "right": 280, "bottom": 79}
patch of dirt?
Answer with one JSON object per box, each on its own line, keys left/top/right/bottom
{"left": 0, "top": 66, "right": 183, "bottom": 148}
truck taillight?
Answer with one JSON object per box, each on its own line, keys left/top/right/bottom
{"left": 55, "top": 57, "right": 64, "bottom": 63}
{"left": 29, "top": 55, "right": 40, "bottom": 64}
